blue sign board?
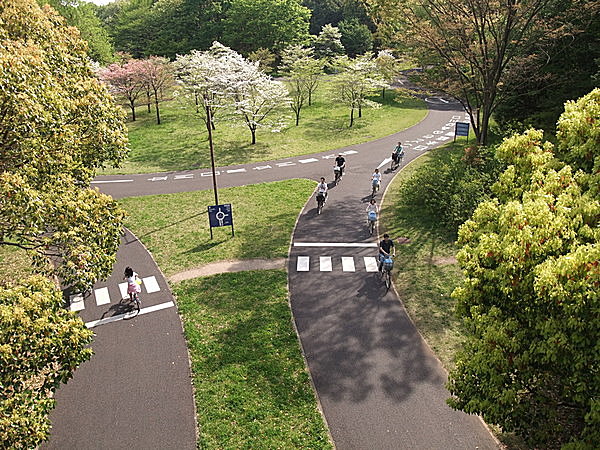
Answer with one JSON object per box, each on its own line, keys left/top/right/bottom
{"left": 455, "top": 122, "right": 470, "bottom": 137}
{"left": 208, "top": 204, "right": 233, "bottom": 228}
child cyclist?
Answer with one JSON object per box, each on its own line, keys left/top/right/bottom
{"left": 123, "top": 266, "right": 141, "bottom": 303}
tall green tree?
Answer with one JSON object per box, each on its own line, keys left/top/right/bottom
{"left": 1, "top": 0, "right": 127, "bottom": 446}
{"left": 38, "top": 0, "right": 115, "bottom": 64}
{"left": 366, "top": 0, "right": 598, "bottom": 145}
{"left": 448, "top": 89, "right": 600, "bottom": 448}
{"left": 0, "top": 0, "right": 128, "bottom": 290}
{"left": 222, "top": 0, "right": 311, "bottom": 55}
{"left": 338, "top": 17, "right": 373, "bottom": 57}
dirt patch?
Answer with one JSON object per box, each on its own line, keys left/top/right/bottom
{"left": 169, "top": 258, "right": 287, "bottom": 283}
{"left": 430, "top": 256, "right": 458, "bottom": 266}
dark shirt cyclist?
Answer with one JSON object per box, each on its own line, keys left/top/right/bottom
{"left": 378, "top": 233, "right": 395, "bottom": 270}
{"left": 335, "top": 154, "right": 346, "bottom": 174}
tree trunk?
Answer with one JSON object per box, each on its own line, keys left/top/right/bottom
{"left": 154, "top": 91, "right": 161, "bottom": 125}
{"left": 308, "top": 90, "right": 312, "bottom": 106}
{"left": 146, "top": 90, "right": 151, "bottom": 113}
{"left": 358, "top": 104, "right": 362, "bottom": 118}
{"left": 295, "top": 109, "right": 300, "bottom": 126}
{"left": 381, "top": 87, "right": 385, "bottom": 99}
{"left": 129, "top": 100, "right": 136, "bottom": 121}
{"left": 349, "top": 107, "right": 354, "bottom": 127}
{"left": 251, "top": 127, "right": 256, "bottom": 145}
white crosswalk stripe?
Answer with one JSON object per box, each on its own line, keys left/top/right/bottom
{"left": 94, "top": 287, "right": 111, "bottom": 306}
{"left": 341, "top": 257, "right": 355, "bottom": 272}
{"left": 364, "top": 257, "right": 379, "bottom": 272}
{"left": 294, "top": 255, "right": 382, "bottom": 272}
{"left": 297, "top": 256, "right": 310, "bottom": 271}
{"left": 320, "top": 256, "right": 332, "bottom": 271}
{"left": 68, "top": 275, "right": 163, "bottom": 311}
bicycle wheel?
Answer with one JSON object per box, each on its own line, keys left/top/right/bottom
{"left": 369, "top": 220, "right": 375, "bottom": 235}
{"left": 384, "top": 269, "right": 391, "bottom": 290}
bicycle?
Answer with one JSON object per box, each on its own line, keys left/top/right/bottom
{"left": 379, "top": 256, "right": 393, "bottom": 291}
{"left": 390, "top": 152, "right": 403, "bottom": 170}
{"left": 371, "top": 179, "right": 380, "bottom": 198}
{"left": 316, "top": 192, "right": 326, "bottom": 215}
{"left": 333, "top": 165, "right": 343, "bottom": 184}
{"left": 131, "top": 291, "right": 141, "bottom": 311}
{"left": 367, "top": 211, "right": 377, "bottom": 235}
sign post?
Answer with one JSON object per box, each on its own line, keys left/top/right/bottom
{"left": 208, "top": 203, "right": 234, "bottom": 239}
{"left": 454, "top": 122, "right": 470, "bottom": 143}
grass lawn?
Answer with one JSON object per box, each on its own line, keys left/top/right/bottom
{"left": 119, "top": 179, "right": 315, "bottom": 276}
{"left": 175, "top": 270, "right": 332, "bottom": 449}
{"left": 379, "top": 145, "right": 464, "bottom": 370}
{"left": 101, "top": 82, "right": 427, "bottom": 175}
{"left": 0, "top": 245, "right": 34, "bottom": 286}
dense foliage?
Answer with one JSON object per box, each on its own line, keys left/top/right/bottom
{"left": 448, "top": 89, "right": 600, "bottom": 448}
{"left": 0, "top": 276, "right": 93, "bottom": 448}
{"left": 400, "top": 145, "right": 503, "bottom": 234}
{"left": 366, "top": 0, "right": 599, "bottom": 145}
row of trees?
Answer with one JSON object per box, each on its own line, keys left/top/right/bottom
{"left": 1, "top": 0, "right": 129, "bottom": 446}
{"left": 98, "top": 44, "right": 401, "bottom": 140}
{"left": 97, "top": 0, "right": 375, "bottom": 61}
{"left": 366, "top": 0, "right": 600, "bottom": 145}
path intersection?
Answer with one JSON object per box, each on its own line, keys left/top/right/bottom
{"left": 45, "top": 100, "right": 499, "bottom": 449}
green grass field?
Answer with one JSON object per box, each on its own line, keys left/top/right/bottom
{"left": 119, "top": 179, "right": 315, "bottom": 276}
{"left": 379, "top": 145, "right": 464, "bottom": 369}
{"left": 101, "top": 82, "right": 427, "bottom": 175}
{"left": 174, "top": 270, "right": 332, "bottom": 449}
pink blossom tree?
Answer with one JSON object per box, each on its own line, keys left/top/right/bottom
{"left": 139, "top": 56, "right": 174, "bottom": 125}
{"left": 98, "top": 59, "right": 145, "bottom": 121}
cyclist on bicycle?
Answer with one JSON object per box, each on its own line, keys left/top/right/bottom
{"left": 124, "top": 266, "right": 141, "bottom": 302}
{"left": 317, "top": 177, "right": 328, "bottom": 202}
{"left": 378, "top": 234, "right": 396, "bottom": 271}
{"left": 371, "top": 168, "right": 381, "bottom": 192}
{"left": 335, "top": 154, "right": 346, "bottom": 175}
{"left": 366, "top": 198, "right": 379, "bottom": 221}
{"left": 392, "top": 141, "right": 404, "bottom": 167}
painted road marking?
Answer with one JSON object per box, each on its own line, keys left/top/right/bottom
{"left": 322, "top": 154, "right": 336, "bottom": 159}
{"left": 254, "top": 165, "right": 272, "bottom": 170}
{"left": 378, "top": 157, "right": 392, "bottom": 169}
{"left": 320, "top": 256, "right": 332, "bottom": 271}
{"left": 227, "top": 168, "right": 247, "bottom": 174}
{"left": 91, "top": 179, "right": 133, "bottom": 184}
{"left": 201, "top": 171, "right": 220, "bottom": 177}
{"left": 143, "top": 276, "right": 160, "bottom": 293}
{"left": 341, "top": 257, "right": 355, "bottom": 272}
{"left": 341, "top": 150, "right": 358, "bottom": 155}
{"left": 148, "top": 176, "right": 168, "bottom": 182}
{"left": 294, "top": 242, "right": 378, "bottom": 248}
{"left": 299, "top": 158, "right": 319, "bottom": 164}
{"left": 276, "top": 162, "right": 296, "bottom": 167}
{"left": 94, "top": 287, "right": 111, "bottom": 306}
{"left": 70, "top": 293, "right": 85, "bottom": 312}
{"left": 297, "top": 256, "right": 310, "bottom": 271}
{"left": 85, "top": 301, "right": 175, "bottom": 329}
{"left": 118, "top": 282, "right": 128, "bottom": 300}
{"left": 174, "top": 174, "right": 194, "bottom": 180}
{"left": 364, "top": 257, "right": 379, "bottom": 272}
{"left": 414, "top": 145, "right": 428, "bottom": 151}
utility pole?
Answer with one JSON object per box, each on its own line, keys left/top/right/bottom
{"left": 205, "top": 102, "right": 218, "bottom": 206}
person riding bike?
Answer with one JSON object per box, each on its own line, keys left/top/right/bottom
{"left": 378, "top": 234, "right": 396, "bottom": 271}
{"left": 335, "top": 154, "right": 346, "bottom": 176}
{"left": 317, "top": 177, "right": 328, "bottom": 202}
{"left": 366, "top": 198, "right": 379, "bottom": 222}
{"left": 123, "top": 266, "right": 141, "bottom": 303}
{"left": 371, "top": 168, "right": 381, "bottom": 193}
{"left": 392, "top": 141, "right": 404, "bottom": 167}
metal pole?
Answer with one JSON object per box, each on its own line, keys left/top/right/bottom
{"left": 206, "top": 102, "right": 218, "bottom": 206}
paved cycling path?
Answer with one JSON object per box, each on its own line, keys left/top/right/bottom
{"left": 46, "top": 100, "right": 497, "bottom": 449}
{"left": 287, "top": 106, "right": 498, "bottom": 449}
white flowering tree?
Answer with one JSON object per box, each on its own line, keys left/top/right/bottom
{"left": 374, "top": 49, "right": 400, "bottom": 99}
{"left": 175, "top": 42, "right": 289, "bottom": 145}
{"left": 331, "top": 53, "right": 388, "bottom": 127}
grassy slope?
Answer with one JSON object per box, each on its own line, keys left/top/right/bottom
{"left": 379, "top": 147, "right": 464, "bottom": 369}
{"left": 101, "top": 84, "right": 427, "bottom": 175}
{"left": 119, "top": 179, "right": 315, "bottom": 276}
{"left": 175, "top": 270, "right": 332, "bottom": 449}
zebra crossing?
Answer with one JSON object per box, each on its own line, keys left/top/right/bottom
{"left": 69, "top": 275, "right": 161, "bottom": 312}
{"left": 295, "top": 255, "right": 379, "bottom": 272}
